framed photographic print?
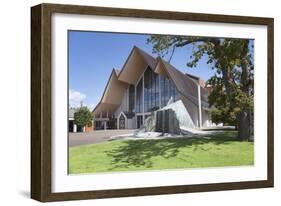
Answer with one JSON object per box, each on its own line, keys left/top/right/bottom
{"left": 31, "top": 3, "right": 274, "bottom": 202}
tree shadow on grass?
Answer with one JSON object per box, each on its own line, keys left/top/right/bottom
{"left": 105, "top": 132, "right": 236, "bottom": 170}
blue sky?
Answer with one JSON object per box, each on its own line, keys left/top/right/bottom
{"left": 68, "top": 31, "right": 218, "bottom": 109}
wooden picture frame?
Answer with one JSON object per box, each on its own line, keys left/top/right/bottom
{"left": 31, "top": 3, "right": 274, "bottom": 202}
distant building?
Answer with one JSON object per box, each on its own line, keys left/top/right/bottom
{"left": 68, "top": 108, "right": 94, "bottom": 132}
{"left": 92, "top": 46, "right": 212, "bottom": 130}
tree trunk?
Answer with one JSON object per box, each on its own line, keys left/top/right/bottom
{"left": 237, "top": 110, "right": 251, "bottom": 141}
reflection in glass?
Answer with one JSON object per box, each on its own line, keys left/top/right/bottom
{"left": 135, "top": 66, "right": 179, "bottom": 114}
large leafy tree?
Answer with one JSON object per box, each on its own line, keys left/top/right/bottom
{"left": 147, "top": 36, "right": 254, "bottom": 141}
{"left": 74, "top": 106, "right": 93, "bottom": 129}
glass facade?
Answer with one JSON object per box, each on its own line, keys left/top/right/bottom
{"left": 128, "top": 84, "right": 135, "bottom": 112}
{"left": 144, "top": 67, "right": 160, "bottom": 112}
{"left": 135, "top": 76, "right": 143, "bottom": 113}
{"left": 160, "top": 75, "right": 179, "bottom": 107}
{"left": 135, "top": 66, "right": 179, "bottom": 116}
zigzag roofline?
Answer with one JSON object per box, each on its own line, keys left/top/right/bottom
{"left": 92, "top": 46, "right": 208, "bottom": 114}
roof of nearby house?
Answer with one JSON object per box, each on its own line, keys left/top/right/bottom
{"left": 92, "top": 46, "right": 210, "bottom": 115}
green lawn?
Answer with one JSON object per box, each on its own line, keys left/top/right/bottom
{"left": 69, "top": 131, "right": 254, "bottom": 174}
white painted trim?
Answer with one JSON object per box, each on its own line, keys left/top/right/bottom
{"left": 142, "top": 73, "right": 145, "bottom": 125}
{"left": 197, "top": 84, "right": 202, "bottom": 128}
{"left": 135, "top": 64, "right": 149, "bottom": 86}
{"left": 159, "top": 75, "right": 161, "bottom": 108}
{"left": 117, "top": 111, "right": 128, "bottom": 129}
{"left": 127, "top": 87, "right": 129, "bottom": 111}
{"left": 134, "top": 84, "right": 137, "bottom": 128}
{"left": 136, "top": 112, "right": 152, "bottom": 116}
{"left": 73, "top": 124, "right": 77, "bottom": 133}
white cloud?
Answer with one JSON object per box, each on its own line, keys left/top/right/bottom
{"left": 69, "top": 89, "right": 86, "bottom": 108}
{"left": 69, "top": 89, "right": 100, "bottom": 111}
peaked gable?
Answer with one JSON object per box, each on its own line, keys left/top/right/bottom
{"left": 117, "top": 46, "right": 157, "bottom": 85}
{"left": 92, "top": 69, "right": 128, "bottom": 114}
{"left": 135, "top": 47, "right": 157, "bottom": 70}
{"left": 93, "top": 46, "right": 209, "bottom": 116}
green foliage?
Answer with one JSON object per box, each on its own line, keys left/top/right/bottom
{"left": 210, "top": 108, "right": 236, "bottom": 126}
{"left": 74, "top": 107, "right": 93, "bottom": 127}
{"left": 87, "top": 121, "right": 93, "bottom": 127}
{"left": 147, "top": 35, "right": 254, "bottom": 139}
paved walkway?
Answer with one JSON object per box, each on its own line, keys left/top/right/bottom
{"left": 69, "top": 129, "right": 135, "bottom": 147}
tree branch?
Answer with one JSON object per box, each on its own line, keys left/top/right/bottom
{"left": 168, "top": 45, "right": 176, "bottom": 63}
{"left": 174, "top": 38, "right": 220, "bottom": 47}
